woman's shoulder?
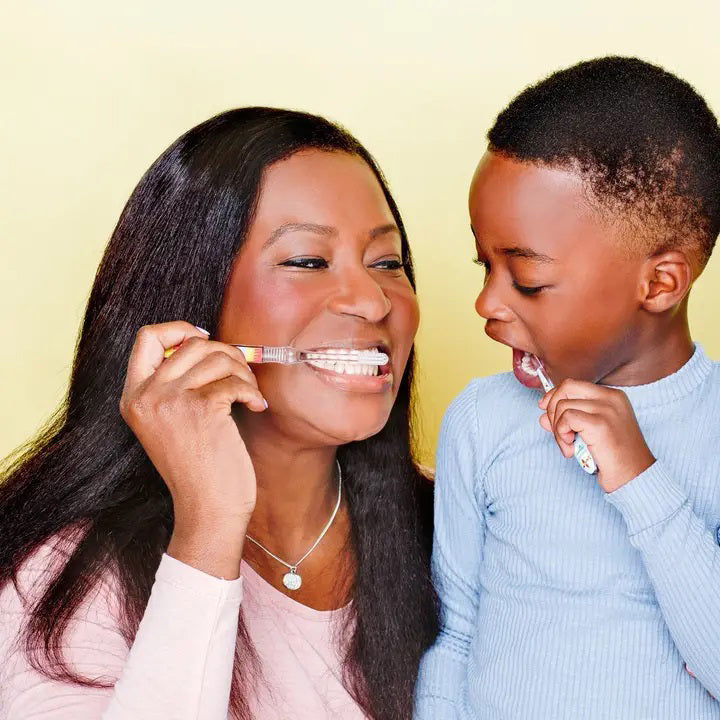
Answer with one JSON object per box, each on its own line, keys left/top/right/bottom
{"left": 0, "top": 532, "right": 73, "bottom": 665}
{"left": 0, "top": 528, "right": 121, "bottom": 651}
{"left": 2, "top": 530, "right": 79, "bottom": 608}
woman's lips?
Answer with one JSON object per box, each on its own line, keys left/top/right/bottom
{"left": 306, "top": 362, "right": 394, "bottom": 393}
{"left": 512, "top": 348, "right": 543, "bottom": 389}
{"left": 303, "top": 345, "right": 394, "bottom": 393}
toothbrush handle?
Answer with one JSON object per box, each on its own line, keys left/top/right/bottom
{"left": 233, "top": 346, "right": 299, "bottom": 364}
{"left": 573, "top": 435, "right": 598, "bottom": 474}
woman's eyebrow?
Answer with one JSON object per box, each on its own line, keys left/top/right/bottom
{"left": 264, "top": 222, "right": 400, "bottom": 249}
{"left": 370, "top": 223, "right": 401, "bottom": 239}
{"left": 263, "top": 222, "right": 336, "bottom": 249}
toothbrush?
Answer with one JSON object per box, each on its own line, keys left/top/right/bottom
{"left": 525, "top": 354, "right": 598, "bottom": 475}
{"left": 164, "top": 343, "right": 389, "bottom": 366}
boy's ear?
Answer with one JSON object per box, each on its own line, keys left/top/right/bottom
{"left": 639, "top": 250, "right": 693, "bottom": 313}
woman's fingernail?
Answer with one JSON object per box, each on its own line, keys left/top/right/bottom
{"left": 195, "top": 326, "right": 210, "bottom": 336}
{"left": 263, "top": 398, "right": 269, "bottom": 409}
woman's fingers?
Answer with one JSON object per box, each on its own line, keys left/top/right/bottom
{"left": 161, "top": 339, "right": 255, "bottom": 384}
{"left": 124, "top": 322, "right": 209, "bottom": 390}
{"left": 178, "top": 351, "right": 260, "bottom": 392}
{"left": 194, "top": 375, "right": 268, "bottom": 413}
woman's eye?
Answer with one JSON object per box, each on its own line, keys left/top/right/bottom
{"left": 371, "top": 259, "right": 405, "bottom": 271}
{"left": 512, "top": 281, "right": 546, "bottom": 297}
{"left": 278, "top": 257, "right": 328, "bottom": 270}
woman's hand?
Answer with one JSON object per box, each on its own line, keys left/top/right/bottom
{"left": 120, "top": 321, "right": 267, "bottom": 578}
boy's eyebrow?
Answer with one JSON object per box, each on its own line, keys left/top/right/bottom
{"left": 500, "top": 246, "right": 556, "bottom": 263}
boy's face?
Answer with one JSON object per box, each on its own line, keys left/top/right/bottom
{"left": 469, "top": 151, "right": 646, "bottom": 386}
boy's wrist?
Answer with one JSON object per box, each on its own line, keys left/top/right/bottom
{"left": 602, "top": 449, "right": 656, "bottom": 493}
{"left": 604, "top": 460, "right": 688, "bottom": 536}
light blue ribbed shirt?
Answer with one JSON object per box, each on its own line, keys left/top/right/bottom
{"left": 416, "top": 345, "right": 720, "bottom": 719}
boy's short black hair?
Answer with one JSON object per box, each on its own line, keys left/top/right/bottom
{"left": 488, "top": 56, "right": 720, "bottom": 266}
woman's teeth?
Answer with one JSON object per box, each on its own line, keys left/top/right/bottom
{"left": 307, "top": 347, "right": 384, "bottom": 376}
{"left": 308, "top": 360, "right": 380, "bottom": 376}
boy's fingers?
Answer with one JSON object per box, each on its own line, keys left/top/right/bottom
{"left": 539, "top": 412, "right": 575, "bottom": 456}
{"left": 538, "top": 388, "right": 557, "bottom": 410}
{"left": 545, "top": 383, "right": 615, "bottom": 424}
{"left": 540, "top": 378, "right": 619, "bottom": 410}
{"left": 547, "top": 398, "right": 610, "bottom": 427}
{"left": 125, "top": 322, "right": 209, "bottom": 389}
{"left": 553, "top": 407, "right": 600, "bottom": 453}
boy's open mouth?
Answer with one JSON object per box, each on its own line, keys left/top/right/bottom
{"left": 512, "top": 348, "right": 543, "bottom": 390}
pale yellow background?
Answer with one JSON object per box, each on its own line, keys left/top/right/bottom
{"left": 2, "top": 1, "right": 719, "bottom": 465}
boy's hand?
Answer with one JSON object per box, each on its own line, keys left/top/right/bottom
{"left": 538, "top": 380, "right": 655, "bottom": 493}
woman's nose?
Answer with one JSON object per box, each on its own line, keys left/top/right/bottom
{"left": 327, "top": 268, "right": 392, "bottom": 323}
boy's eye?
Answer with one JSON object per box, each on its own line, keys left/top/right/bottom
{"left": 472, "top": 257, "right": 491, "bottom": 282}
{"left": 278, "top": 257, "right": 328, "bottom": 270}
{"left": 512, "top": 281, "right": 546, "bottom": 297}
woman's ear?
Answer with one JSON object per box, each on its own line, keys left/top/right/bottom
{"left": 639, "top": 250, "right": 694, "bottom": 313}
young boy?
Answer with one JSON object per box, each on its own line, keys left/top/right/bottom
{"left": 416, "top": 57, "right": 720, "bottom": 719}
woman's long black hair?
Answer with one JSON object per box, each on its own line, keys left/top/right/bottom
{"left": 0, "top": 108, "right": 438, "bottom": 720}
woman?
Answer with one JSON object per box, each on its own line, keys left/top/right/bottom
{"left": 0, "top": 108, "right": 438, "bottom": 719}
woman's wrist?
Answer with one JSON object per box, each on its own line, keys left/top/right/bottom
{"left": 168, "top": 513, "right": 249, "bottom": 580}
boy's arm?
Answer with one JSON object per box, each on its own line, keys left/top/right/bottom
{"left": 605, "top": 461, "right": 720, "bottom": 698}
{"left": 415, "top": 385, "right": 485, "bottom": 720}
{"left": 539, "top": 379, "right": 720, "bottom": 697}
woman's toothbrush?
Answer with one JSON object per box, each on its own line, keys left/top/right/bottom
{"left": 164, "top": 343, "right": 389, "bottom": 366}
{"left": 524, "top": 353, "right": 598, "bottom": 475}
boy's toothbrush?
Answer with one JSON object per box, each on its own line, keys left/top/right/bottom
{"left": 164, "top": 343, "right": 389, "bottom": 366}
{"left": 525, "top": 354, "right": 598, "bottom": 475}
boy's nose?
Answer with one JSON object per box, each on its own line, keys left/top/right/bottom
{"left": 474, "top": 283, "right": 513, "bottom": 322}
{"left": 327, "top": 269, "right": 391, "bottom": 323}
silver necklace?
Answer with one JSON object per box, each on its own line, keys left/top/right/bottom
{"left": 245, "top": 460, "right": 342, "bottom": 591}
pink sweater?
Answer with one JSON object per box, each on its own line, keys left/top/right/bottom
{"left": 0, "top": 539, "right": 365, "bottom": 719}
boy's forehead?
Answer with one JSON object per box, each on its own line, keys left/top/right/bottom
{"left": 468, "top": 150, "right": 621, "bottom": 255}
{"left": 469, "top": 151, "right": 586, "bottom": 212}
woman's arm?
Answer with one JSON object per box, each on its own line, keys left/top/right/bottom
{"left": 1, "top": 552, "right": 242, "bottom": 720}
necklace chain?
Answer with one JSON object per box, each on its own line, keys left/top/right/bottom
{"left": 245, "top": 460, "right": 342, "bottom": 573}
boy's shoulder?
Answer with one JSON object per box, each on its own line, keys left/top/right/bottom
{"left": 442, "top": 371, "right": 538, "bottom": 442}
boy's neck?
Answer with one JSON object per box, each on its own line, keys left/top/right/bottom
{"left": 600, "top": 315, "right": 694, "bottom": 388}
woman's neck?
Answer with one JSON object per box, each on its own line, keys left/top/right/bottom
{"left": 244, "top": 439, "right": 341, "bottom": 556}
{"left": 232, "top": 409, "right": 355, "bottom": 610}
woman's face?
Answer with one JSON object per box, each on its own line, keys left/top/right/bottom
{"left": 217, "top": 150, "right": 419, "bottom": 446}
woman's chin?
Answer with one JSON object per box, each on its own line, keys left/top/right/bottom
{"left": 291, "top": 404, "right": 392, "bottom": 446}
{"left": 317, "top": 416, "right": 391, "bottom": 445}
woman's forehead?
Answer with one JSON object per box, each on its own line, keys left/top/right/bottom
{"left": 253, "top": 150, "right": 394, "bottom": 228}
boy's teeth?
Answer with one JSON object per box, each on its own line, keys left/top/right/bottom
{"left": 520, "top": 352, "right": 536, "bottom": 375}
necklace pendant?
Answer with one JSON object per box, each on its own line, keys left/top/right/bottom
{"left": 282, "top": 568, "right": 302, "bottom": 591}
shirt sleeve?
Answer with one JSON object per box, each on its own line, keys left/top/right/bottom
{"left": 605, "top": 460, "right": 720, "bottom": 698}
{"left": 0, "top": 552, "right": 243, "bottom": 720}
{"left": 415, "top": 384, "right": 485, "bottom": 720}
